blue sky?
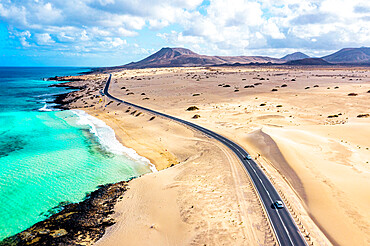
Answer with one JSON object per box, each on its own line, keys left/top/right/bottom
{"left": 0, "top": 0, "right": 370, "bottom": 67}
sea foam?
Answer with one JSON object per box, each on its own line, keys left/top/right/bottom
{"left": 71, "top": 109, "right": 157, "bottom": 172}
{"left": 39, "top": 103, "right": 60, "bottom": 112}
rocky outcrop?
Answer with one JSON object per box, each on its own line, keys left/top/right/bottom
{"left": 0, "top": 181, "right": 129, "bottom": 246}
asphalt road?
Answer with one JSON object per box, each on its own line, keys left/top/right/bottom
{"left": 103, "top": 74, "right": 307, "bottom": 246}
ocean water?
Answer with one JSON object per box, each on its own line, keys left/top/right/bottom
{"left": 0, "top": 67, "right": 154, "bottom": 240}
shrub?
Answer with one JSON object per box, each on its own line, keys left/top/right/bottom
{"left": 187, "top": 106, "right": 199, "bottom": 111}
{"left": 192, "top": 114, "right": 201, "bottom": 119}
{"left": 348, "top": 93, "right": 358, "bottom": 96}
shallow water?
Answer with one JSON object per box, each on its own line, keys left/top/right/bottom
{"left": 0, "top": 67, "right": 153, "bottom": 239}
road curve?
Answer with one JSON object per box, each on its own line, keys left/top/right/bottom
{"left": 103, "top": 74, "right": 307, "bottom": 246}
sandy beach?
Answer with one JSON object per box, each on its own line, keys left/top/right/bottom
{"left": 60, "top": 66, "right": 370, "bottom": 245}
{"left": 85, "top": 106, "right": 275, "bottom": 245}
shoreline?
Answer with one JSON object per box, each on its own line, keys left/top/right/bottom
{"left": 27, "top": 71, "right": 274, "bottom": 245}
{"left": 0, "top": 76, "right": 159, "bottom": 245}
{"left": 0, "top": 181, "right": 130, "bottom": 246}
{"left": 3, "top": 66, "right": 368, "bottom": 245}
{"left": 70, "top": 109, "right": 158, "bottom": 173}
{"left": 92, "top": 66, "right": 369, "bottom": 245}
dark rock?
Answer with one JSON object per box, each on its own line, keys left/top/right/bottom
{"left": 0, "top": 181, "right": 129, "bottom": 246}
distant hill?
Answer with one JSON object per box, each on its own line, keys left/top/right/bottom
{"left": 121, "top": 47, "right": 284, "bottom": 69}
{"left": 284, "top": 58, "right": 331, "bottom": 66}
{"left": 95, "top": 46, "right": 370, "bottom": 72}
{"left": 281, "top": 52, "right": 310, "bottom": 61}
{"left": 322, "top": 47, "right": 370, "bottom": 64}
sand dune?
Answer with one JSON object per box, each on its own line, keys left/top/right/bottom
{"left": 248, "top": 123, "right": 370, "bottom": 245}
{"left": 64, "top": 66, "right": 369, "bottom": 245}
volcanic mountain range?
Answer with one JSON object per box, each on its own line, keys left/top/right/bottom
{"left": 114, "top": 47, "right": 370, "bottom": 69}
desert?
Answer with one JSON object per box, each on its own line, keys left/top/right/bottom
{"left": 2, "top": 1, "right": 370, "bottom": 245}
{"left": 46, "top": 64, "right": 369, "bottom": 246}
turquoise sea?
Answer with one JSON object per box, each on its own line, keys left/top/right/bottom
{"left": 0, "top": 67, "right": 154, "bottom": 240}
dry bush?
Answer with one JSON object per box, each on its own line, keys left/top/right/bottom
{"left": 187, "top": 106, "right": 199, "bottom": 111}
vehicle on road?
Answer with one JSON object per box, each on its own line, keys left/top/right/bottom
{"left": 244, "top": 154, "right": 252, "bottom": 160}
{"left": 104, "top": 74, "right": 307, "bottom": 246}
{"left": 273, "top": 200, "right": 284, "bottom": 209}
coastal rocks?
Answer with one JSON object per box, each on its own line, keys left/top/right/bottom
{"left": 48, "top": 76, "right": 85, "bottom": 82}
{"left": 0, "top": 181, "right": 129, "bottom": 246}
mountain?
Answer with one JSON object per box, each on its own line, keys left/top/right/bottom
{"left": 284, "top": 58, "right": 331, "bottom": 66}
{"left": 322, "top": 47, "right": 370, "bottom": 64}
{"left": 100, "top": 47, "right": 370, "bottom": 71}
{"left": 281, "top": 52, "right": 310, "bottom": 61}
{"left": 121, "top": 47, "right": 284, "bottom": 69}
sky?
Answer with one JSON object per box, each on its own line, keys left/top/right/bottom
{"left": 0, "top": 0, "right": 370, "bottom": 67}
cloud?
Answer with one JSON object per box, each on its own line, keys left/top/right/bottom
{"left": 35, "top": 33, "right": 55, "bottom": 45}
{"left": 0, "top": 0, "right": 370, "bottom": 64}
{"left": 0, "top": 0, "right": 203, "bottom": 55}
{"left": 158, "top": 0, "right": 370, "bottom": 55}
{"left": 290, "top": 13, "right": 336, "bottom": 25}
{"left": 14, "top": 30, "right": 32, "bottom": 47}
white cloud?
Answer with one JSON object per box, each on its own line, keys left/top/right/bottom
{"left": 13, "top": 30, "right": 32, "bottom": 47}
{"left": 0, "top": 0, "right": 370, "bottom": 60}
{"left": 35, "top": 33, "right": 55, "bottom": 45}
{"left": 158, "top": 0, "right": 370, "bottom": 55}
